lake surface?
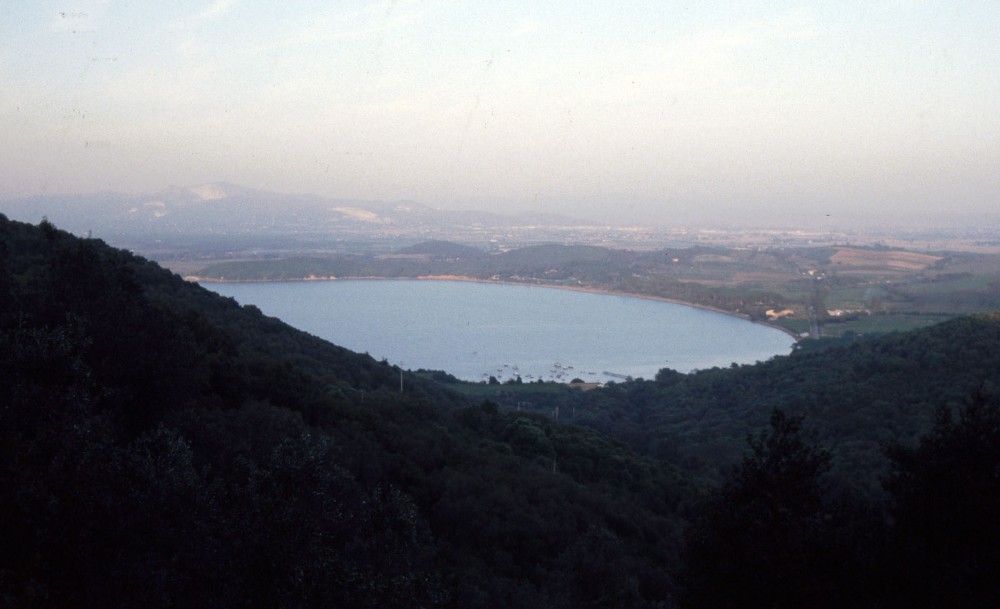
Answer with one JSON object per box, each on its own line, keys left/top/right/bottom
{"left": 204, "top": 279, "right": 795, "bottom": 382}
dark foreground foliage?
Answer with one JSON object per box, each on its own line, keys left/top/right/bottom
{"left": 2, "top": 214, "right": 1000, "bottom": 608}
{"left": 881, "top": 390, "right": 1000, "bottom": 608}
{"left": 679, "top": 394, "right": 1000, "bottom": 609}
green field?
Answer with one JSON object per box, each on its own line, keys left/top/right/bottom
{"left": 820, "top": 313, "right": 952, "bottom": 336}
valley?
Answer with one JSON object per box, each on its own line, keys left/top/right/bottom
{"left": 3, "top": 210, "right": 1000, "bottom": 607}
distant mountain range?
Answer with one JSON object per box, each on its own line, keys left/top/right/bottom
{"left": 0, "top": 183, "right": 594, "bottom": 240}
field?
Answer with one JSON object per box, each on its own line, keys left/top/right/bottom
{"left": 827, "top": 248, "right": 942, "bottom": 274}
{"left": 815, "top": 313, "right": 950, "bottom": 337}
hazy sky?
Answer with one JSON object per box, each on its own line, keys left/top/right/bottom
{"left": 2, "top": 1, "right": 998, "bottom": 225}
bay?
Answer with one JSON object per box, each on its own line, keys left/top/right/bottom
{"left": 204, "top": 279, "right": 795, "bottom": 382}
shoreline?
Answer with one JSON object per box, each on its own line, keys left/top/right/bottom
{"left": 190, "top": 273, "right": 800, "bottom": 339}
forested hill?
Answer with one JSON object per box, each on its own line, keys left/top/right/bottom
{"left": 0, "top": 215, "right": 691, "bottom": 607}
{"left": 4, "top": 214, "right": 1000, "bottom": 607}
{"left": 527, "top": 311, "right": 1000, "bottom": 497}
{"left": 395, "top": 239, "right": 489, "bottom": 259}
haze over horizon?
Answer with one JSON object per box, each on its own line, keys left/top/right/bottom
{"left": 2, "top": 2, "right": 998, "bottom": 228}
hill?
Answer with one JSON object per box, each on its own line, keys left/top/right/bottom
{"left": 0, "top": 215, "right": 688, "bottom": 608}
{"left": 394, "top": 240, "right": 488, "bottom": 260}
{"left": 501, "top": 313, "right": 1000, "bottom": 497}
{"left": 4, "top": 214, "right": 1000, "bottom": 607}
{"left": 0, "top": 183, "right": 591, "bottom": 247}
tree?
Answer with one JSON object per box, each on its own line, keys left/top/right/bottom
{"left": 680, "top": 410, "right": 838, "bottom": 609}
{"left": 883, "top": 390, "right": 1000, "bottom": 608}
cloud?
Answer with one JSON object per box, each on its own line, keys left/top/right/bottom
{"left": 196, "top": 0, "right": 238, "bottom": 21}
{"left": 509, "top": 19, "right": 541, "bottom": 38}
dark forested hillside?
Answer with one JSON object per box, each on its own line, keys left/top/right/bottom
{"left": 0, "top": 216, "right": 689, "bottom": 608}
{"left": 517, "top": 313, "right": 1000, "bottom": 497}
{"left": 3, "top": 214, "right": 999, "bottom": 608}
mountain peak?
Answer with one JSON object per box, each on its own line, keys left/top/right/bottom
{"left": 188, "top": 184, "right": 230, "bottom": 201}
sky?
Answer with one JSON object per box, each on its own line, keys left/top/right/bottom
{"left": 1, "top": 1, "right": 998, "bottom": 226}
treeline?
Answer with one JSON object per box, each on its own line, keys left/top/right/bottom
{"left": 680, "top": 398, "right": 1000, "bottom": 608}
{"left": 3, "top": 215, "right": 1000, "bottom": 607}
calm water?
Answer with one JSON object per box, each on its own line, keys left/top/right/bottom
{"left": 204, "top": 279, "right": 794, "bottom": 382}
